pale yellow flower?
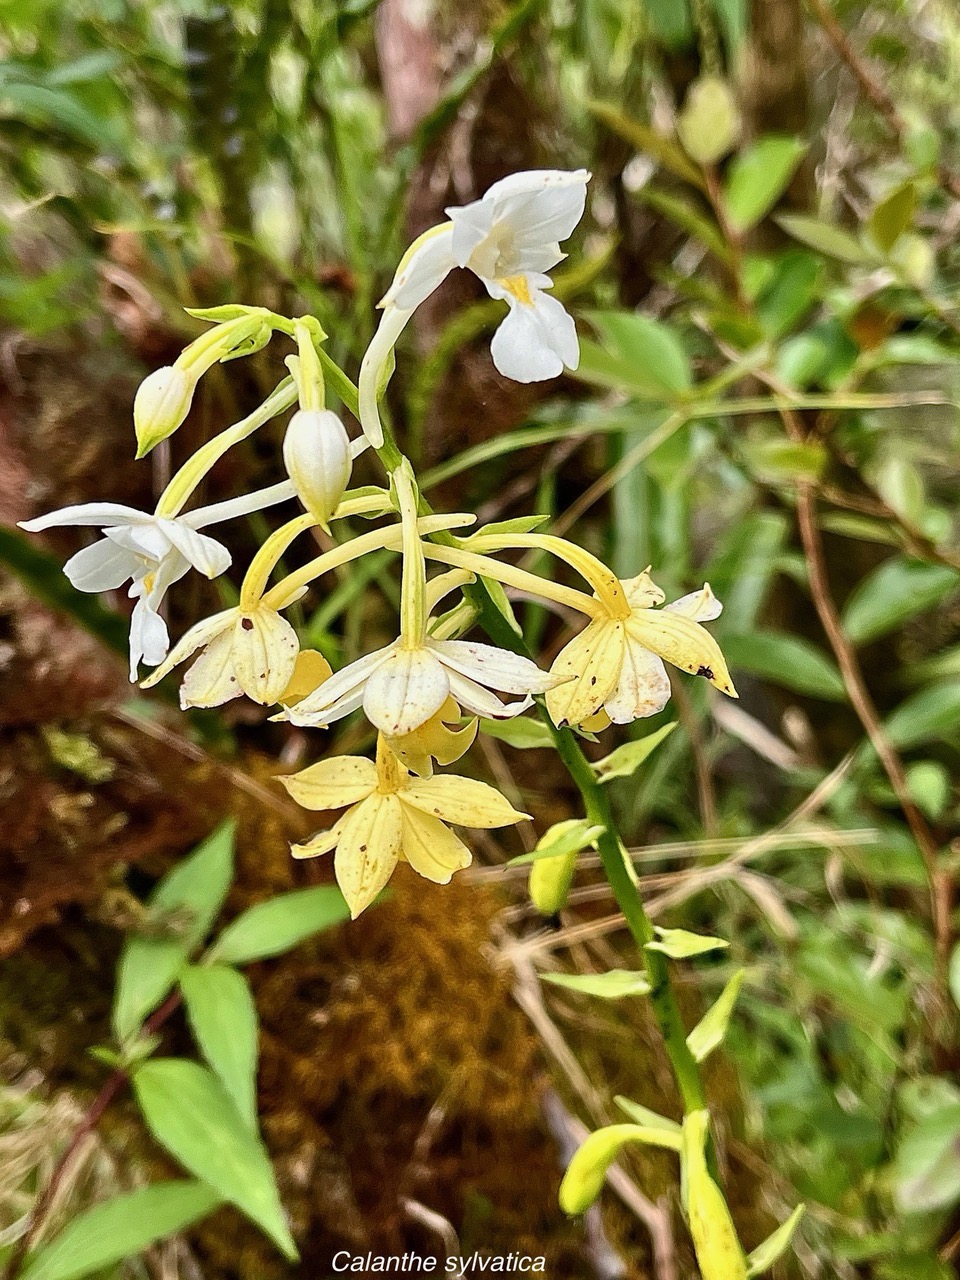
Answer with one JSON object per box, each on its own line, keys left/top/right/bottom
{"left": 280, "top": 738, "right": 528, "bottom": 917}
{"left": 545, "top": 573, "right": 737, "bottom": 729}
{"left": 385, "top": 694, "right": 478, "bottom": 777}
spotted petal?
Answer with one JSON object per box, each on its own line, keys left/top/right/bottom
{"left": 362, "top": 646, "right": 450, "bottom": 737}
{"left": 604, "top": 640, "right": 671, "bottom": 723}
{"left": 399, "top": 806, "right": 472, "bottom": 882}
{"left": 279, "top": 756, "right": 377, "bottom": 811}
{"left": 140, "top": 609, "right": 236, "bottom": 688}
{"left": 401, "top": 775, "right": 529, "bottom": 828}
{"left": 232, "top": 608, "right": 300, "bottom": 704}
{"left": 430, "top": 639, "right": 562, "bottom": 693}
{"left": 627, "top": 612, "right": 736, "bottom": 697}
{"left": 545, "top": 619, "right": 625, "bottom": 728}
{"left": 334, "top": 794, "right": 403, "bottom": 917}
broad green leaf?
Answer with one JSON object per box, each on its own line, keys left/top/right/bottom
{"left": 180, "top": 966, "right": 258, "bottom": 1128}
{"left": 686, "top": 970, "right": 746, "bottom": 1062}
{"left": 775, "top": 214, "right": 868, "bottom": 264}
{"left": 724, "top": 136, "right": 807, "bottom": 232}
{"left": 950, "top": 944, "right": 960, "bottom": 1014}
{"left": 0, "top": 80, "right": 120, "bottom": 150}
{"left": 477, "top": 716, "right": 553, "bottom": 749}
{"left": 133, "top": 1059, "right": 296, "bottom": 1259}
{"left": 587, "top": 101, "right": 706, "bottom": 189}
{"left": 211, "top": 885, "right": 350, "bottom": 965}
{"left": 559, "top": 1124, "right": 682, "bottom": 1214}
{"left": 893, "top": 1104, "right": 960, "bottom": 1213}
{"left": 113, "top": 822, "right": 235, "bottom": 1044}
{"left": 868, "top": 182, "right": 916, "bottom": 254}
{"left": 587, "top": 311, "right": 692, "bottom": 397}
{"left": 19, "top": 1182, "right": 221, "bottom": 1280}
{"left": 746, "top": 1204, "right": 806, "bottom": 1277}
{"left": 741, "top": 437, "right": 826, "bottom": 483}
{"left": 542, "top": 969, "right": 652, "bottom": 998}
{"left": 593, "top": 723, "right": 677, "bottom": 783}
{"left": 883, "top": 682, "right": 960, "bottom": 749}
{"left": 646, "top": 927, "right": 729, "bottom": 958}
{"left": 722, "top": 632, "right": 845, "bottom": 701}
{"left": 677, "top": 75, "right": 741, "bottom": 165}
{"left": 842, "top": 558, "right": 960, "bottom": 645}
{"left": 615, "top": 1097, "right": 682, "bottom": 1134}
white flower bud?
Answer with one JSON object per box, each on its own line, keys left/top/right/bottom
{"left": 134, "top": 365, "right": 197, "bottom": 458}
{"left": 282, "top": 408, "right": 352, "bottom": 527}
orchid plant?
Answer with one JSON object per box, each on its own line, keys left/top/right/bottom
{"left": 22, "top": 169, "right": 806, "bottom": 1276}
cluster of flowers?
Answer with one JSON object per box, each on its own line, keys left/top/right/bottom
{"left": 23, "top": 170, "right": 736, "bottom": 918}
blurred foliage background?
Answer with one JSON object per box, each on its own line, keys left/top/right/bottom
{"left": 2, "top": 0, "right": 960, "bottom": 1276}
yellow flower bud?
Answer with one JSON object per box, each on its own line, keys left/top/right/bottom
{"left": 134, "top": 365, "right": 197, "bottom": 458}
{"left": 282, "top": 408, "right": 352, "bottom": 528}
{"left": 682, "top": 1111, "right": 747, "bottom": 1280}
{"left": 529, "top": 850, "right": 578, "bottom": 915}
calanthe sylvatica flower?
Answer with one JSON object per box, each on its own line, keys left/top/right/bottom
{"left": 358, "top": 168, "right": 590, "bottom": 445}
{"left": 282, "top": 467, "right": 562, "bottom": 736}
{"left": 280, "top": 736, "right": 529, "bottom": 917}
{"left": 546, "top": 574, "right": 737, "bottom": 729}
{"left": 18, "top": 485, "right": 292, "bottom": 680}
{"left": 133, "top": 311, "right": 272, "bottom": 457}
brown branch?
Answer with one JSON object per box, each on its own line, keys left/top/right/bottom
{"left": 792, "top": 476, "right": 953, "bottom": 987}
{"left": 805, "top": 0, "right": 960, "bottom": 201}
{"left": 4, "top": 990, "right": 184, "bottom": 1280}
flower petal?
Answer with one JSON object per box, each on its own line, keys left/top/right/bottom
{"left": 279, "top": 756, "right": 378, "bottom": 811}
{"left": 63, "top": 539, "right": 139, "bottom": 593}
{"left": 380, "top": 223, "right": 457, "bottom": 310}
{"left": 604, "top": 641, "right": 671, "bottom": 723}
{"left": 401, "top": 775, "right": 529, "bottom": 828}
{"left": 128, "top": 598, "right": 170, "bottom": 683}
{"left": 545, "top": 620, "right": 624, "bottom": 727}
{"left": 158, "top": 519, "right": 232, "bottom": 578}
{"left": 665, "top": 583, "right": 723, "bottom": 623}
{"left": 399, "top": 806, "right": 472, "bottom": 883}
{"left": 362, "top": 646, "right": 450, "bottom": 737}
{"left": 140, "top": 609, "right": 236, "bottom": 688}
{"left": 623, "top": 570, "right": 666, "bottom": 609}
{"left": 232, "top": 608, "right": 300, "bottom": 704}
{"left": 287, "top": 647, "right": 392, "bottom": 724}
{"left": 19, "top": 502, "right": 149, "bottom": 532}
{"left": 291, "top": 817, "right": 345, "bottom": 860}
{"left": 430, "top": 639, "right": 563, "bottom": 693}
{"left": 179, "top": 628, "right": 242, "bottom": 708}
{"left": 334, "top": 794, "right": 403, "bottom": 917}
{"left": 627, "top": 612, "right": 737, "bottom": 697}
{"left": 489, "top": 288, "right": 579, "bottom": 382}
{"left": 444, "top": 670, "right": 534, "bottom": 720}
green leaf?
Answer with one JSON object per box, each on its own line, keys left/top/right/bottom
{"left": 615, "top": 1097, "right": 682, "bottom": 1134}
{"left": 587, "top": 311, "right": 692, "bottom": 397}
{"left": 724, "top": 136, "right": 807, "bottom": 232}
{"left": 746, "top": 1204, "right": 806, "bottom": 1277}
{"left": 686, "top": 970, "right": 746, "bottom": 1062}
{"left": 510, "top": 819, "right": 604, "bottom": 867}
{"left": 741, "top": 437, "right": 827, "bottom": 483}
{"left": 470, "top": 516, "right": 549, "bottom": 539}
{"left": 133, "top": 1059, "right": 296, "bottom": 1259}
{"left": 587, "top": 101, "right": 706, "bottom": 189}
{"left": 559, "top": 1123, "right": 683, "bottom": 1214}
{"left": 775, "top": 214, "right": 868, "bottom": 264}
{"left": 645, "top": 927, "right": 729, "bottom": 958}
{"left": 593, "top": 723, "right": 677, "bottom": 783}
{"left": 868, "top": 182, "right": 916, "bottom": 254}
{"left": 722, "top": 632, "right": 845, "bottom": 701}
{"left": 640, "top": 189, "right": 732, "bottom": 265}
{"left": 883, "top": 682, "right": 960, "bottom": 749}
{"left": 20, "top": 1182, "right": 221, "bottom": 1280}
{"left": 842, "top": 558, "right": 960, "bottom": 645}
{"left": 0, "top": 80, "right": 120, "bottom": 150}
{"left": 949, "top": 944, "right": 960, "bottom": 1014}
{"left": 210, "top": 886, "right": 350, "bottom": 966}
{"left": 180, "top": 966, "right": 258, "bottom": 1128}
{"left": 893, "top": 1103, "right": 960, "bottom": 1213}
{"left": 477, "top": 716, "right": 553, "bottom": 749}
{"left": 113, "top": 823, "right": 235, "bottom": 1044}
{"left": 542, "top": 969, "right": 652, "bottom": 998}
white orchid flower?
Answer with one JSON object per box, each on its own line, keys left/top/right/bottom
{"left": 359, "top": 168, "right": 590, "bottom": 445}
{"left": 19, "top": 482, "right": 294, "bottom": 681}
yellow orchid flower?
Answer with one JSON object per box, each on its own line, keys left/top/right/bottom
{"left": 280, "top": 737, "right": 529, "bottom": 917}
{"left": 545, "top": 573, "right": 737, "bottom": 729}
{"left": 385, "top": 694, "right": 478, "bottom": 777}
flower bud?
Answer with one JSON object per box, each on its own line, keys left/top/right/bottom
{"left": 282, "top": 408, "right": 352, "bottom": 527}
{"left": 134, "top": 365, "right": 197, "bottom": 458}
